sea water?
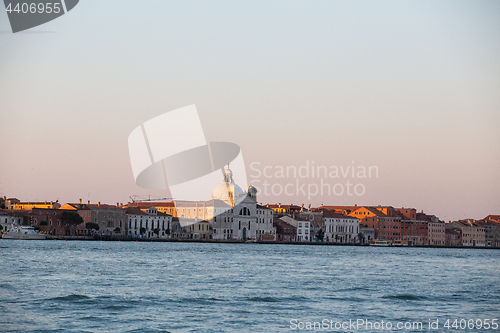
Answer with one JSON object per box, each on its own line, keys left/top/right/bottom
{"left": 1, "top": 241, "right": 499, "bottom": 332}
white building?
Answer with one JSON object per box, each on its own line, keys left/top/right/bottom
{"left": 280, "top": 215, "right": 310, "bottom": 242}
{"left": 211, "top": 167, "right": 275, "bottom": 241}
{"left": 322, "top": 210, "right": 360, "bottom": 243}
{"left": 0, "top": 211, "right": 22, "bottom": 232}
{"left": 296, "top": 220, "right": 311, "bottom": 242}
{"left": 127, "top": 206, "right": 172, "bottom": 238}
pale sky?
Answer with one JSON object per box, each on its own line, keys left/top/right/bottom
{"left": 1, "top": 1, "right": 499, "bottom": 222}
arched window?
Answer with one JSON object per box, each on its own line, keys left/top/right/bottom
{"left": 239, "top": 207, "right": 250, "bottom": 216}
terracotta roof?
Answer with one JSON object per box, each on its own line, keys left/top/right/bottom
{"left": 273, "top": 218, "right": 297, "bottom": 229}
{"left": 352, "top": 206, "right": 387, "bottom": 217}
{"left": 126, "top": 207, "right": 148, "bottom": 215}
{"left": 321, "top": 209, "right": 357, "bottom": 219}
{"left": 445, "top": 229, "right": 461, "bottom": 235}
{"left": 61, "top": 203, "right": 91, "bottom": 210}
{"left": 484, "top": 215, "right": 500, "bottom": 222}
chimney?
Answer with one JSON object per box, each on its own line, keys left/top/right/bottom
{"left": 278, "top": 203, "right": 281, "bottom": 207}
{"left": 116, "top": 203, "right": 119, "bottom": 207}
{"left": 88, "top": 200, "right": 90, "bottom": 205}
{"left": 308, "top": 204, "right": 311, "bottom": 209}
{"left": 98, "top": 202, "right": 100, "bottom": 207}
{"left": 79, "top": 198, "right": 82, "bottom": 204}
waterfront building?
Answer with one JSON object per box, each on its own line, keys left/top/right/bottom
{"left": 123, "top": 167, "right": 275, "bottom": 241}
{"left": 85, "top": 203, "right": 127, "bottom": 236}
{"left": 295, "top": 210, "right": 324, "bottom": 240}
{"left": 359, "top": 224, "right": 375, "bottom": 243}
{"left": 395, "top": 208, "right": 428, "bottom": 245}
{"left": 278, "top": 215, "right": 311, "bottom": 241}
{"left": 273, "top": 218, "right": 296, "bottom": 242}
{"left": 445, "top": 229, "right": 462, "bottom": 246}
{"left": 179, "top": 219, "right": 211, "bottom": 239}
{"left": 481, "top": 222, "right": 500, "bottom": 247}
{"left": 59, "top": 200, "right": 93, "bottom": 236}
{"left": 126, "top": 206, "right": 172, "bottom": 239}
{"left": 296, "top": 219, "right": 311, "bottom": 242}
{"left": 347, "top": 206, "right": 394, "bottom": 241}
{"left": 446, "top": 221, "right": 485, "bottom": 247}
{"left": 0, "top": 210, "right": 24, "bottom": 232}
{"left": 211, "top": 168, "right": 275, "bottom": 241}
{"left": 255, "top": 204, "right": 275, "bottom": 241}
{"left": 322, "top": 209, "right": 359, "bottom": 243}
{"left": 425, "top": 215, "right": 446, "bottom": 245}
{"left": 478, "top": 216, "right": 500, "bottom": 247}
{"left": 31, "top": 208, "right": 79, "bottom": 236}
{"left": 60, "top": 201, "right": 127, "bottom": 236}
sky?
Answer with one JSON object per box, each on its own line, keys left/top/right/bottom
{"left": 0, "top": 0, "right": 499, "bottom": 222}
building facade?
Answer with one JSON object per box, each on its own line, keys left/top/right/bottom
{"left": 322, "top": 209, "right": 360, "bottom": 243}
{"left": 127, "top": 207, "right": 172, "bottom": 239}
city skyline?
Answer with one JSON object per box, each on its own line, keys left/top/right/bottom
{"left": 1, "top": 1, "right": 499, "bottom": 222}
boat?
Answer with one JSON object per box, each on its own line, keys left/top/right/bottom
{"left": 369, "top": 239, "right": 390, "bottom": 247}
{"left": 2, "top": 226, "right": 46, "bottom": 240}
{"left": 393, "top": 240, "right": 409, "bottom": 247}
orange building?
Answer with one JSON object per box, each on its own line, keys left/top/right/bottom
{"left": 265, "top": 203, "right": 302, "bottom": 215}
{"left": 6, "top": 198, "right": 61, "bottom": 210}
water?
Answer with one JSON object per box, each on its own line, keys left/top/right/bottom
{"left": 1, "top": 241, "right": 499, "bottom": 332}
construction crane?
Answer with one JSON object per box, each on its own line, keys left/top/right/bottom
{"left": 129, "top": 195, "right": 173, "bottom": 203}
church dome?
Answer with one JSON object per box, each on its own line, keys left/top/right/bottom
{"left": 212, "top": 182, "right": 244, "bottom": 202}
{"left": 247, "top": 185, "right": 257, "bottom": 194}
{"left": 246, "top": 184, "right": 257, "bottom": 200}
{"left": 211, "top": 166, "right": 244, "bottom": 203}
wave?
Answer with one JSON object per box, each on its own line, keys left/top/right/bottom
{"left": 382, "top": 294, "right": 427, "bottom": 301}
{"left": 0, "top": 283, "right": 15, "bottom": 290}
{"left": 48, "top": 294, "right": 90, "bottom": 302}
{"left": 245, "top": 296, "right": 280, "bottom": 302}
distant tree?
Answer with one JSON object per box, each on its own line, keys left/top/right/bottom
{"left": 86, "top": 222, "right": 99, "bottom": 231}
{"left": 0, "top": 224, "right": 3, "bottom": 231}
{"left": 114, "top": 227, "right": 121, "bottom": 233}
{"left": 316, "top": 228, "right": 325, "bottom": 242}
{"left": 140, "top": 227, "right": 146, "bottom": 235}
{"left": 61, "top": 212, "right": 84, "bottom": 226}
{"left": 165, "top": 228, "right": 170, "bottom": 235}
{"left": 153, "top": 228, "right": 159, "bottom": 236}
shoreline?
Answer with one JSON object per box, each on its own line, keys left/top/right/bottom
{"left": 3, "top": 236, "right": 499, "bottom": 249}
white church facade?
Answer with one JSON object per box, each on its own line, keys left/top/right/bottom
{"left": 172, "top": 167, "right": 275, "bottom": 241}
{"left": 210, "top": 167, "right": 275, "bottom": 241}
